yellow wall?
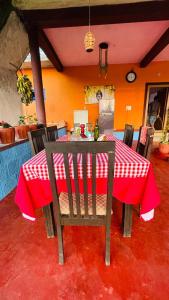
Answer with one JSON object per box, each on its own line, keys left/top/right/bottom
{"left": 23, "top": 61, "right": 169, "bottom": 130}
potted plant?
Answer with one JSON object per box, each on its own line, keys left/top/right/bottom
{"left": 159, "top": 109, "right": 169, "bottom": 155}
{"left": 15, "top": 116, "right": 29, "bottom": 139}
{"left": 27, "top": 114, "right": 38, "bottom": 131}
{"left": 17, "top": 74, "right": 34, "bottom": 106}
{"left": 0, "top": 121, "right": 15, "bottom": 144}
{"left": 159, "top": 131, "right": 169, "bottom": 155}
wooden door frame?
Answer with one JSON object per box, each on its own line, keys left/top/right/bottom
{"left": 143, "top": 82, "right": 169, "bottom": 130}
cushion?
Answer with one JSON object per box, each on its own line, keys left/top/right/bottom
{"left": 59, "top": 193, "right": 111, "bottom": 216}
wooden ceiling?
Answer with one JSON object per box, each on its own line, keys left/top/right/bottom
{"left": 12, "top": 0, "right": 156, "bottom": 10}
{"left": 16, "top": 0, "right": 169, "bottom": 71}
{"left": 20, "top": 1, "right": 169, "bottom": 28}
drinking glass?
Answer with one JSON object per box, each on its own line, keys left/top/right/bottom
{"left": 86, "top": 123, "right": 93, "bottom": 137}
{"left": 74, "top": 123, "right": 80, "bottom": 136}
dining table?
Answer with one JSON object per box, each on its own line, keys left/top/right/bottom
{"left": 15, "top": 134, "right": 160, "bottom": 237}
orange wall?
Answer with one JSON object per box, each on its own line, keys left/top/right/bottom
{"left": 23, "top": 61, "right": 169, "bottom": 130}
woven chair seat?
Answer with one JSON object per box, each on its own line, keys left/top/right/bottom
{"left": 59, "top": 193, "right": 111, "bottom": 216}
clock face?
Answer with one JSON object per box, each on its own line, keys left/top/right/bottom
{"left": 126, "top": 71, "right": 137, "bottom": 83}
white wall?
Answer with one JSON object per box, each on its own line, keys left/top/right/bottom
{"left": 0, "top": 69, "right": 22, "bottom": 125}
{"left": 0, "top": 12, "right": 29, "bottom": 125}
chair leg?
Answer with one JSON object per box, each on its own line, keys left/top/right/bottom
{"left": 122, "top": 203, "right": 125, "bottom": 228}
{"left": 122, "top": 203, "right": 133, "bottom": 237}
{"left": 105, "top": 225, "right": 111, "bottom": 266}
{"left": 56, "top": 223, "right": 64, "bottom": 265}
{"left": 105, "top": 207, "right": 112, "bottom": 266}
{"left": 43, "top": 204, "right": 55, "bottom": 238}
{"left": 50, "top": 203, "right": 56, "bottom": 234}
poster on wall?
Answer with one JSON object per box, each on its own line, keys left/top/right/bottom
{"left": 84, "top": 85, "right": 115, "bottom": 104}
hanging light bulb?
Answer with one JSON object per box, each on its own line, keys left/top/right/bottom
{"left": 84, "top": 0, "right": 95, "bottom": 52}
{"left": 99, "top": 42, "right": 108, "bottom": 78}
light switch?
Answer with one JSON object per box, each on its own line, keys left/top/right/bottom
{"left": 126, "top": 105, "right": 132, "bottom": 111}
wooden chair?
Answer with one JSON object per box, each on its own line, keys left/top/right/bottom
{"left": 37, "top": 124, "right": 46, "bottom": 129}
{"left": 28, "top": 128, "right": 47, "bottom": 155}
{"left": 123, "top": 124, "right": 134, "bottom": 148}
{"left": 122, "top": 126, "right": 154, "bottom": 237}
{"left": 45, "top": 141, "right": 115, "bottom": 265}
{"left": 28, "top": 128, "right": 55, "bottom": 238}
{"left": 136, "top": 126, "right": 154, "bottom": 160}
{"left": 45, "top": 125, "right": 58, "bottom": 142}
{"left": 124, "top": 126, "right": 154, "bottom": 225}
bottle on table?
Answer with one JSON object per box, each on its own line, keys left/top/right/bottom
{"left": 94, "top": 119, "right": 99, "bottom": 141}
{"left": 80, "top": 124, "right": 87, "bottom": 138}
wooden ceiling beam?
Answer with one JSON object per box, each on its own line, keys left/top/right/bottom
{"left": 38, "top": 29, "right": 63, "bottom": 72}
{"left": 140, "top": 27, "right": 169, "bottom": 68}
{"left": 21, "top": 1, "right": 169, "bottom": 28}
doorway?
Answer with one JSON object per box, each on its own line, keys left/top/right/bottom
{"left": 144, "top": 83, "right": 169, "bottom": 131}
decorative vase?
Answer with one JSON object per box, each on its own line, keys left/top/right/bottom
{"left": 0, "top": 127, "right": 15, "bottom": 144}
{"left": 80, "top": 124, "right": 87, "bottom": 138}
{"left": 15, "top": 125, "right": 29, "bottom": 139}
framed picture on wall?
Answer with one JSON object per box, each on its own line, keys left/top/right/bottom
{"left": 84, "top": 85, "right": 115, "bottom": 104}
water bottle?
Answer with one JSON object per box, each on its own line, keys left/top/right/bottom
{"left": 94, "top": 119, "right": 99, "bottom": 141}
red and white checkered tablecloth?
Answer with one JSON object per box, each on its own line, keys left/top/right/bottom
{"left": 15, "top": 135, "right": 160, "bottom": 221}
{"left": 22, "top": 136, "right": 150, "bottom": 181}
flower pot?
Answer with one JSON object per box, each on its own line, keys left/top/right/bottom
{"left": 15, "top": 125, "right": 29, "bottom": 139}
{"left": 28, "top": 124, "right": 37, "bottom": 131}
{"left": 0, "top": 127, "right": 15, "bottom": 144}
{"left": 159, "top": 143, "right": 169, "bottom": 155}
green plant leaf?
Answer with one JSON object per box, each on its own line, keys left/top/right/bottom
{"left": 17, "top": 75, "right": 34, "bottom": 106}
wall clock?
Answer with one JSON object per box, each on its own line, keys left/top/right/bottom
{"left": 126, "top": 71, "right": 137, "bottom": 83}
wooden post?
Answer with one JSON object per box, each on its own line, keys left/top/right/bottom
{"left": 28, "top": 27, "right": 46, "bottom": 125}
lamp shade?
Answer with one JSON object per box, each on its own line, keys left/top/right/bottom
{"left": 84, "top": 31, "right": 95, "bottom": 52}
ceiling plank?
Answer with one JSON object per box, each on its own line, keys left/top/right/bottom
{"left": 140, "top": 27, "right": 169, "bottom": 68}
{"left": 38, "top": 29, "right": 63, "bottom": 72}
{"left": 21, "top": 1, "right": 169, "bottom": 28}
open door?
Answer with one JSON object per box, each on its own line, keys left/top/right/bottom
{"left": 144, "top": 83, "right": 169, "bottom": 131}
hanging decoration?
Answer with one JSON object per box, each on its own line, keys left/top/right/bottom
{"left": 84, "top": 0, "right": 95, "bottom": 52}
{"left": 99, "top": 42, "right": 108, "bottom": 78}
{"left": 14, "top": 19, "right": 34, "bottom": 107}
{"left": 17, "top": 73, "right": 34, "bottom": 106}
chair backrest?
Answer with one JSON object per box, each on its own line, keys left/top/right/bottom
{"left": 136, "top": 126, "right": 154, "bottom": 160}
{"left": 45, "top": 141, "right": 115, "bottom": 224}
{"left": 37, "top": 124, "right": 45, "bottom": 129}
{"left": 28, "top": 128, "right": 47, "bottom": 155}
{"left": 123, "top": 124, "right": 134, "bottom": 147}
{"left": 45, "top": 125, "right": 58, "bottom": 141}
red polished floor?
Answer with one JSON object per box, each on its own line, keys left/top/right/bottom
{"left": 0, "top": 151, "right": 169, "bottom": 300}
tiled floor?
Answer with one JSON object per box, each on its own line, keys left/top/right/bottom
{"left": 0, "top": 151, "right": 169, "bottom": 300}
